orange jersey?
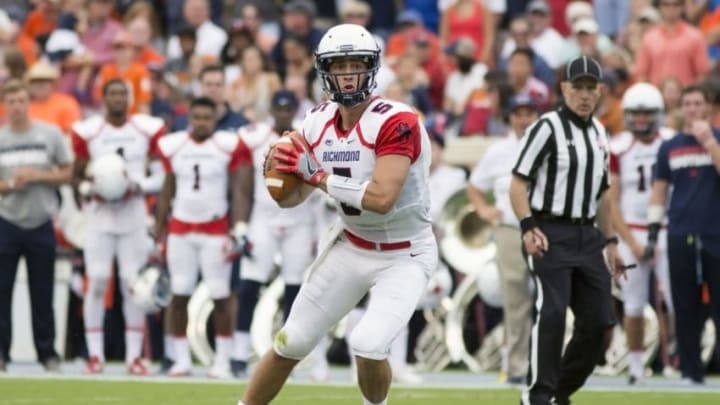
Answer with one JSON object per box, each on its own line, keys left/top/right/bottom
{"left": 136, "top": 46, "right": 165, "bottom": 68}
{"left": 21, "top": 9, "right": 57, "bottom": 40}
{"left": 29, "top": 92, "right": 82, "bottom": 134}
{"left": 94, "top": 62, "right": 152, "bottom": 114}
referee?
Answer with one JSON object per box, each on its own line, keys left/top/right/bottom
{"left": 509, "top": 56, "right": 625, "bottom": 405}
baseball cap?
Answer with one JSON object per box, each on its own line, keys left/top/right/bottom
{"left": 527, "top": 0, "right": 550, "bottom": 15}
{"left": 565, "top": 1, "right": 594, "bottom": 25}
{"left": 272, "top": 90, "right": 299, "bottom": 108}
{"left": 637, "top": 6, "right": 660, "bottom": 23}
{"left": 565, "top": 55, "right": 603, "bottom": 82}
{"left": 25, "top": 62, "right": 60, "bottom": 81}
{"left": 572, "top": 18, "right": 599, "bottom": 35}
{"left": 283, "top": 0, "right": 317, "bottom": 18}
{"left": 508, "top": 94, "right": 539, "bottom": 113}
{"left": 396, "top": 9, "right": 423, "bottom": 26}
{"left": 444, "top": 37, "right": 476, "bottom": 59}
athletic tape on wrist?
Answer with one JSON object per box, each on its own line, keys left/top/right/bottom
{"left": 647, "top": 205, "right": 665, "bottom": 224}
{"left": 326, "top": 174, "right": 369, "bottom": 210}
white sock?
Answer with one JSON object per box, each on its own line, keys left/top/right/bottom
{"left": 164, "top": 335, "right": 175, "bottom": 360}
{"left": 214, "top": 335, "right": 232, "bottom": 366}
{"left": 311, "top": 335, "right": 329, "bottom": 368}
{"left": 363, "top": 397, "right": 387, "bottom": 405}
{"left": 85, "top": 330, "right": 104, "bottom": 362}
{"left": 500, "top": 346, "right": 509, "bottom": 373}
{"left": 83, "top": 277, "right": 108, "bottom": 360}
{"left": 125, "top": 329, "right": 144, "bottom": 364}
{"left": 232, "top": 331, "right": 251, "bottom": 361}
{"left": 173, "top": 336, "right": 191, "bottom": 368}
{"left": 628, "top": 351, "right": 644, "bottom": 377}
{"left": 389, "top": 325, "right": 408, "bottom": 371}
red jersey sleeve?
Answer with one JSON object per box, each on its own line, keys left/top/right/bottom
{"left": 70, "top": 130, "right": 90, "bottom": 160}
{"left": 609, "top": 152, "right": 620, "bottom": 174}
{"left": 375, "top": 111, "right": 422, "bottom": 163}
{"left": 148, "top": 125, "right": 167, "bottom": 158}
{"left": 229, "top": 138, "right": 253, "bottom": 171}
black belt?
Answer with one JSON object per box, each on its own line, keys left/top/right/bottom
{"left": 532, "top": 211, "right": 595, "bottom": 226}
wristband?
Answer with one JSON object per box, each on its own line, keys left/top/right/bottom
{"left": 647, "top": 204, "right": 665, "bottom": 224}
{"left": 605, "top": 235, "right": 619, "bottom": 246}
{"left": 326, "top": 174, "right": 369, "bottom": 210}
{"left": 232, "top": 221, "right": 249, "bottom": 240}
{"left": 520, "top": 215, "right": 538, "bottom": 234}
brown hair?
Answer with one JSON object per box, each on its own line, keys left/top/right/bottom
{"left": 123, "top": 0, "right": 161, "bottom": 38}
{"left": 2, "top": 79, "right": 29, "bottom": 99}
{"left": 681, "top": 83, "right": 710, "bottom": 103}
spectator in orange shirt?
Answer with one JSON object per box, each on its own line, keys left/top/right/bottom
{"left": 21, "top": 0, "right": 60, "bottom": 45}
{"left": 25, "top": 62, "right": 81, "bottom": 135}
{"left": 385, "top": 10, "right": 441, "bottom": 67}
{"left": 633, "top": 0, "right": 711, "bottom": 86}
{"left": 94, "top": 31, "right": 151, "bottom": 114}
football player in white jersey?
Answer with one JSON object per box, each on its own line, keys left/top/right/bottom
{"left": 238, "top": 24, "right": 437, "bottom": 405}
{"left": 609, "top": 82, "right": 676, "bottom": 384}
{"left": 70, "top": 79, "right": 166, "bottom": 375}
{"left": 231, "top": 90, "right": 317, "bottom": 377}
{"left": 155, "top": 97, "right": 254, "bottom": 378}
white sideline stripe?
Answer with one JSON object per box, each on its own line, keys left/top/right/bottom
{"left": 265, "top": 178, "right": 284, "bottom": 188}
{"left": 522, "top": 256, "right": 541, "bottom": 405}
{"left": 1, "top": 372, "right": 718, "bottom": 394}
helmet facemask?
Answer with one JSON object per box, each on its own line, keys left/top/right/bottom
{"left": 316, "top": 53, "right": 379, "bottom": 107}
{"left": 623, "top": 109, "right": 662, "bottom": 139}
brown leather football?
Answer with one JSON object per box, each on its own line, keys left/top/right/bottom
{"left": 263, "top": 132, "right": 306, "bottom": 203}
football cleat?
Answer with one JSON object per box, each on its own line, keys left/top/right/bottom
{"left": 167, "top": 363, "right": 191, "bottom": 377}
{"left": 127, "top": 358, "right": 150, "bottom": 376}
{"left": 230, "top": 359, "right": 248, "bottom": 378}
{"left": 84, "top": 356, "right": 103, "bottom": 374}
{"left": 208, "top": 362, "right": 232, "bottom": 379}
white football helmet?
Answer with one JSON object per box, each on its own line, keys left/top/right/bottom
{"left": 315, "top": 23, "right": 381, "bottom": 106}
{"left": 89, "top": 153, "right": 129, "bottom": 201}
{"left": 621, "top": 82, "right": 665, "bottom": 138}
{"left": 132, "top": 264, "right": 171, "bottom": 314}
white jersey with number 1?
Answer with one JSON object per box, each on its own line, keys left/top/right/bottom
{"left": 609, "top": 127, "right": 675, "bottom": 227}
{"left": 157, "top": 130, "right": 252, "bottom": 225}
{"left": 71, "top": 114, "right": 165, "bottom": 234}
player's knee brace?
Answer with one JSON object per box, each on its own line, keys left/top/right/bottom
{"left": 272, "top": 323, "right": 318, "bottom": 360}
{"left": 348, "top": 325, "right": 391, "bottom": 360}
{"left": 236, "top": 280, "right": 262, "bottom": 330}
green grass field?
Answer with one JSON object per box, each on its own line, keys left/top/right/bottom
{"left": 0, "top": 379, "right": 718, "bottom": 405}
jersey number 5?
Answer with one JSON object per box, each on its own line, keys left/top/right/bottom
{"left": 332, "top": 167, "right": 361, "bottom": 216}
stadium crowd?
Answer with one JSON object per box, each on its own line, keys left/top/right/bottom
{"left": 0, "top": 0, "right": 719, "bottom": 390}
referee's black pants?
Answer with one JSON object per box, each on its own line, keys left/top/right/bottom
{"left": 522, "top": 221, "right": 614, "bottom": 405}
{"left": 667, "top": 233, "right": 720, "bottom": 383}
{"left": 0, "top": 217, "right": 58, "bottom": 363}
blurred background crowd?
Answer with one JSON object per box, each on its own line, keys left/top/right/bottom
{"left": 4, "top": 0, "right": 720, "bottom": 138}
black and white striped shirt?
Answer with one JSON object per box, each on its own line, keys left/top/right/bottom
{"left": 512, "top": 106, "right": 611, "bottom": 220}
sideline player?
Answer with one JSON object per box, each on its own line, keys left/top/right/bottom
{"left": 609, "top": 82, "right": 675, "bottom": 384}
{"left": 71, "top": 79, "right": 166, "bottom": 375}
{"left": 155, "top": 97, "right": 253, "bottom": 378}
{"left": 231, "top": 90, "right": 317, "bottom": 377}
{"left": 237, "top": 23, "right": 437, "bottom": 405}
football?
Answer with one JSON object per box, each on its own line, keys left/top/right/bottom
{"left": 264, "top": 132, "right": 306, "bottom": 203}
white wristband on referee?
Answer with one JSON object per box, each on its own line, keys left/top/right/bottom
{"left": 326, "top": 174, "right": 369, "bottom": 210}
{"left": 647, "top": 204, "right": 665, "bottom": 223}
